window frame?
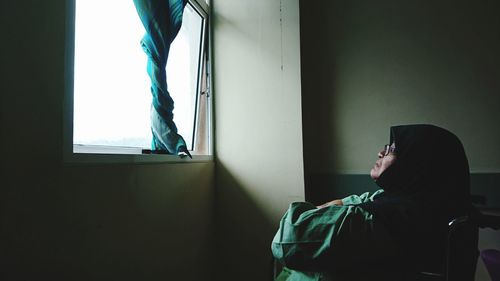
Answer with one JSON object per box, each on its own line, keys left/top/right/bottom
{"left": 63, "top": 0, "right": 213, "bottom": 164}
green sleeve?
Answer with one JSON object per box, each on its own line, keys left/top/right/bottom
{"left": 341, "top": 189, "right": 384, "bottom": 205}
{"left": 271, "top": 198, "right": 400, "bottom": 273}
{"left": 275, "top": 267, "right": 323, "bottom": 281}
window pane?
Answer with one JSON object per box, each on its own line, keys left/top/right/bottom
{"left": 73, "top": 0, "right": 204, "bottom": 150}
{"left": 167, "top": 3, "right": 204, "bottom": 150}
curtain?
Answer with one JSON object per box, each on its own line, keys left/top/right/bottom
{"left": 133, "top": 0, "right": 191, "bottom": 158}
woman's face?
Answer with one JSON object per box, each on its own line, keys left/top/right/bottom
{"left": 370, "top": 143, "right": 397, "bottom": 180}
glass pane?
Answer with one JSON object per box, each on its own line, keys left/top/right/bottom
{"left": 73, "top": 0, "right": 204, "bottom": 150}
{"left": 74, "top": 0, "right": 151, "bottom": 148}
{"left": 167, "top": 3, "right": 203, "bottom": 150}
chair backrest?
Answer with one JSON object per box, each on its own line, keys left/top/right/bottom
{"left": 445, "top": 216, "right": 479, "bottom": 281}
{"left": 419, "top": 216, "right": 478, "bottom": 281}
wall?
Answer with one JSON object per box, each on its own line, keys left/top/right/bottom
{"left": 0, "top": 1, "right": 214, "bottom": 280}
{"left": 300, "top": 0, "right": 500, "bottom": 177}
{"left": 299, "top": 0, "right": 500, "bottom": 280}
{"left": 212, "top": 0, "right": 304, "bottom": 280}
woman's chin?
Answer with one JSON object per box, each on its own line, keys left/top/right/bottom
{"left": 370, "top": 169, "right": 378, "bottom": 180}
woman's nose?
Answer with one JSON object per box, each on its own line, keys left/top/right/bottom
{"left": 377, "top": 151, "right": 384, "bottom": 158}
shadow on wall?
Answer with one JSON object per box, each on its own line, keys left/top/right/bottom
{"left": 58, "top": 163, "right": 213, "bottom": 281}
{"left": 299, "top": 0, "right": 340, "bottom": 202}
{"left": 214, "top": 163, "right": 277, "bottom": 281}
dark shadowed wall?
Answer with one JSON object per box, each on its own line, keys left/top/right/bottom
{"left": 0, "top": 1, "right": 214, "bottom": 280}
{"left": 300, "top": 0, "right": 500, "bottom": 178}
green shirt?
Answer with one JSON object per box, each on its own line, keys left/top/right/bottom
{"left": 271, "top": 190, "right": 403, "bottom": 281}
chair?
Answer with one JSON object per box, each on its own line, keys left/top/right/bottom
{"left": 444, "top": 216, "right": 479, "bottom": 281}
{"left": 418, "top": 209, "right": 500, "bottom": 281}
{"left": 419, "top": 215, "right": 479, "bottom": 281}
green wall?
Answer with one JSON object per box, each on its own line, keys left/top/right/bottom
{"left": 1, "top": 1, "right": 214, "bottom": 280}
{"left": 300, "top": 0, "right": 500, "bottom": 176}
{"left": 299, "top": 0, "right": 500, "bottom": 208}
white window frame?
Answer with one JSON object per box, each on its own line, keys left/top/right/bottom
{"left": 63, "top": 0, "right": 213, "bottom": 164}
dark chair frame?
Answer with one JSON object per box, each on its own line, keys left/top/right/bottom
{"left": 419, "top": 216, "right": 479, "bottom": 281}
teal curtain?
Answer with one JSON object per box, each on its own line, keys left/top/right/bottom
{"left": 133, "top": 0, "right": 191, "bottom": 157}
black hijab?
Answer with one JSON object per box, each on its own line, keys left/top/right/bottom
{"left": 359, "top": 124, "right": 472, "bottom": 272}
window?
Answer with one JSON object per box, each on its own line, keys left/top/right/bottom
{"left": 69, "top": 0, "right": 211, "bottom": 160}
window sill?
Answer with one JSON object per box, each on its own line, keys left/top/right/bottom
{"left": 65, "top": 145, "right": 212, "bottom": 165}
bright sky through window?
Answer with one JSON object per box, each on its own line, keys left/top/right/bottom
{"left": 74, "top": 0, "right": 201, "bottom": 149}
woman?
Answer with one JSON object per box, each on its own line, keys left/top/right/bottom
{"left": 271, "top": 124, "right": 475, "bottom": 281}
